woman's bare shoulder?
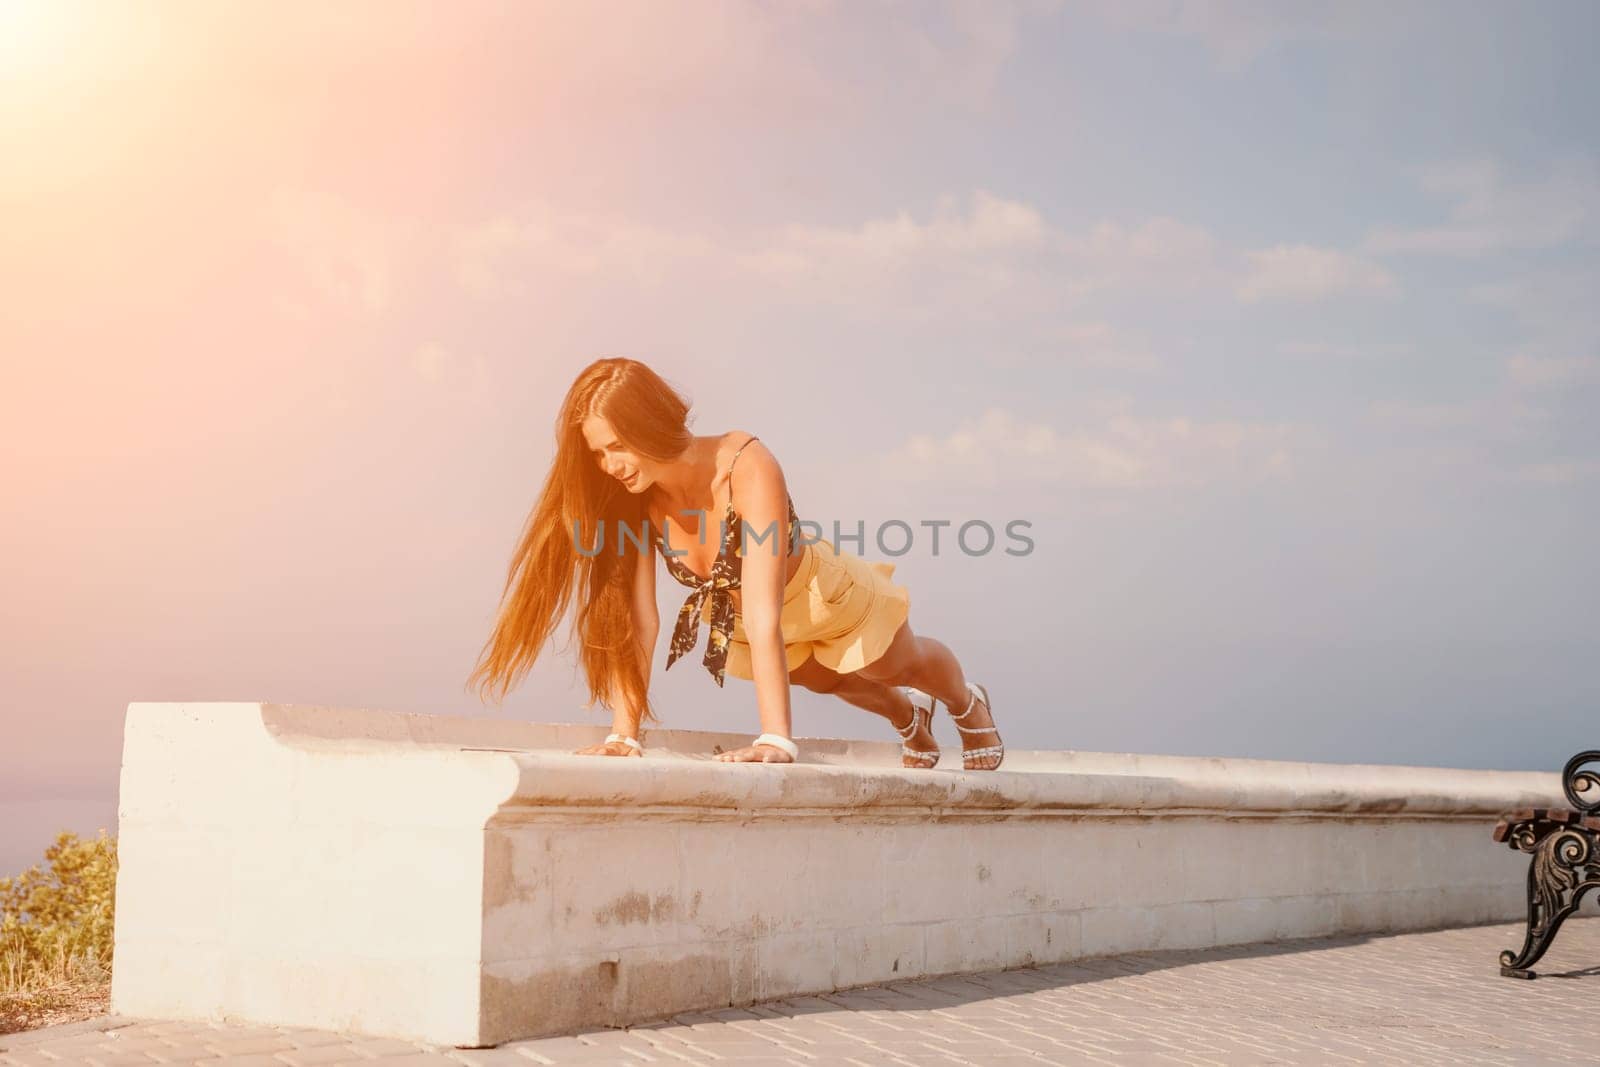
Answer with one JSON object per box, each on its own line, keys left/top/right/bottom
{"left": 713, "top": 429, "right": 759, "bottom": 470}
{"left": 725, "top": 430, "right": 780, "bottom": 472}
{"left": 725, "top": 432, "right": 790, "bottom": 512}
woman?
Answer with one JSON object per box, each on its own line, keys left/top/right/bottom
{"left": 466, "top": 357, "right": 1004, "bottom": 769}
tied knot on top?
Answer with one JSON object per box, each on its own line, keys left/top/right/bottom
{"left": 654, "top": 434, "right": 802, "bottom": 689}
{"left": 663, "top": 539, "right": 741, "bottom": 688}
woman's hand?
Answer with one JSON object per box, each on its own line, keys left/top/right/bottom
{"left": 574, "top": 740, "right": 643, "bottom": 757}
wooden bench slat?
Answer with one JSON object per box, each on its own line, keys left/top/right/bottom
{"left": 1491, "top": 809, "right": 1600, "bottom": 841}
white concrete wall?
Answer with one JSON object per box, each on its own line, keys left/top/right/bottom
{"left": 111, "top": 704, "right": 518, "bottom": 1041}
{"left": 111, "top": 703, "right": 1558, "bottom": 1047}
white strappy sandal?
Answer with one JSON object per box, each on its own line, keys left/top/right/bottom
{"left": 896, "top": 687, "right": 941, "bottom": 769}
{"left": 753, "top": 733, "right": 798, "bottom": 760}
{"left": 941, "top": 681, "right": 1004, "bottom": 771}
{"left": 605, "top": 733, "right": 644, "bottom": 754}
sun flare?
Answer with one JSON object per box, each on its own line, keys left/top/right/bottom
{"left": 0, "top": 0, "right": 75, "bottom": 81}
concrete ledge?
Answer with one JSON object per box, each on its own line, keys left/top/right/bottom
{"left": 0, "top": 1015, "right": 135, "bottom": 1051}
{"left": 110, "top": 703, "right": 1557, "bottom": 1046}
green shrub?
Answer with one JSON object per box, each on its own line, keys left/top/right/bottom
{"left": 0, "top": 830, "right": 118, "bottom": 996}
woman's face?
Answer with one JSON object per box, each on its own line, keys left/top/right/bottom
{"left": 580, "top": 415, "right": 654, "bottom": 493}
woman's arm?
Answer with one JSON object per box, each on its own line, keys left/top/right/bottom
{"left": 576, "top": 537, "right": 658, "bottom": 757}
{"left": 622, "top": 535, "right": 660, "bottom": 731}
{"left": 717, "top": 440, "right": 794, "bottom": 760}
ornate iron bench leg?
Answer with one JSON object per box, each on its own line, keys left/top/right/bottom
{"left": 1498, "top": 828, "right": 1597, "bottom": 978}
{"left": 1498, "top": 751, "right": 1600, "bottom": 979}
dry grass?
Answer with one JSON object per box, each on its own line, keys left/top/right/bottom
{"left": 0, "top": 979, "right": 110, "bottom": 1036}
{"left": 0, "top": 830, "right": 117, "bottom": 1036}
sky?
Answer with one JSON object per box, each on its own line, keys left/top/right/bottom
{"left": 2, "top": 0, "right": 1597, "bottom": 875}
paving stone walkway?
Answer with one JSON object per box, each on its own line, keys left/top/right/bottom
{"left": 4, "top": 918, "right": 1598, "bottom": 1066}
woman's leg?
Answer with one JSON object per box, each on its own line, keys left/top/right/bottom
{"left": 851, "top": 619, "right": 1002, "bottom": 770}
{"left": 788, "top": 655, "right": 939, "bottom": 767}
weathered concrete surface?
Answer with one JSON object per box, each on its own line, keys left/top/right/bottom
{"left": 111, "top": 703, "right": 1562, "bottom": 1047}
{"left": 24, "top": 918, "right": 1600, "bottom": 1064}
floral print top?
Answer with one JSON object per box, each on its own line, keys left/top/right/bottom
{"left": 657, "top": 436, "right": 802, "bottom": 687}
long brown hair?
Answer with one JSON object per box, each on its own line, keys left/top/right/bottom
{"left": 466, "top": 357, "right": 693, "bottom": 722}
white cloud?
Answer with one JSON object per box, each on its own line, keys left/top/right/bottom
{"left": 1366, "top": 399, "right": 1476, "bottom": 430}
{"left": 408, "top": 342, "right": 492, "bottom": 410}
{"left": 430, "top": 0, "right": 1064, "bottom": 121}
{"left": 1364, "top": 156, "right": 1600, "bottom": 257}
{"left": 1081, "top": 0, "right": 1406, "bottom": 73}
{"left": 269, "top": 188, "right": 403, "bottom": 315}
{"left": 1363, "top": 391, "right": 1587, "bottom": 486}
{"left": 1473, "top": 269, "right": 1600, "bottom": 366}
{"left": 1278, "top": 340, "right": 1415, "bottom": 360}
{"left": 880, "top": 405, "right": 1306, "bottom": 490}
{"left": 1473, "top": 270, "right": 1600, "bottom": 330}
{"left": 1047, "top": 321, "right": 1162, "bottom": 372}
{"left": 1366, "top": 394, "right": 1549, "bottom": 442}
{"left": 454, "top": 205, "right": 722, "bottom": 298}
{"left": 1508, "top": 458, "right": 1600, "bottom": 485}
{"left": 1506, "top": 354, "right": 1600, "bottom": 389}
{"left": 1472, "top": 269, "right": 1600, "bottom": 438}
{"left": 455, "top": 193, "right": 1229, "bottom": 321}
{"left": 1064, "top": 216, "right": 1225, "bottom": 296}
{"left": 904, "top": 0, "right": 1064, "bottom": 108}
{"left": 1236, "top": 244, "right": 1397, "bottom": 303}
{"left": 756, "top": 190, "right": 1048, "bottom": 266}
{"left": 741, "top": 191, "right": 1074, "bottom": 320}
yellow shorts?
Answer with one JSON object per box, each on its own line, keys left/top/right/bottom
{"left": 709, "top": 537, "right": 912, "bottom": 682}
